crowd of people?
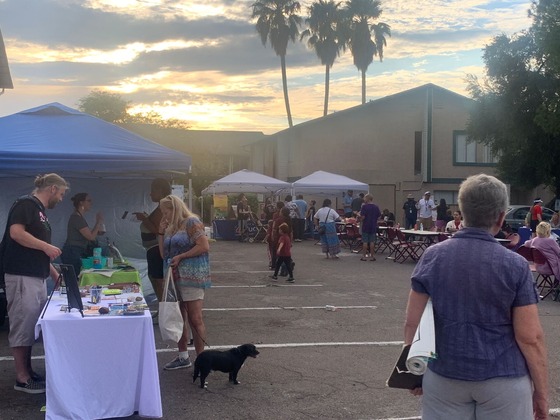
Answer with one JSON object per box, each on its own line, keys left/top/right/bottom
{"left": 2, "top": 173, "right": 559, "bottom": 419}
{"left": 0, "top": 174, "right": 211, "bottom": 393}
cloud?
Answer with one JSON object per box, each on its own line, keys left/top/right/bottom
{"left": 0, "top": 0, "right": 535, "bottom": 132}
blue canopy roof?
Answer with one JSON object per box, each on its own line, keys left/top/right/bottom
{"left": 0, "top": 102, "right": 191, "bottom": 178}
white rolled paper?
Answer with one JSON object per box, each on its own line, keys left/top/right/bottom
{"left": 406, "top": 299, "right": 436, "bottom": 375}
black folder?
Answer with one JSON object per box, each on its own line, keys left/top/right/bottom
{"left": 386, "top": 344, "right": 423, "bottom": 389}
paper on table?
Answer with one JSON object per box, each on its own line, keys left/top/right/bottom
{"left": 406, "top": 299, "right": 436, "bottom": 375}
{"left": 79, "top": 269, "right": 119, "bottom": 278}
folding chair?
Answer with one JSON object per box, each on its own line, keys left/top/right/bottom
{"left": 375, "top": 227, "right": 389, "bottom": 254}
{"left": 345, "top": 224, "right": 362, "bottom": 252}
{"left": 336, "top": 223, "right": 350, "bottom": 248}
{"left": 394, "top": 229, "right": 423, "bottom": 263}
{"left": 532, "top": 248, "right": 558, "bottom": 300}
{"left": 516, "top": 245, "right": 536, "bottom": 273}
{"left": 384, "top": 227, "right": 400, "bottom": 260}
{"left": 437, "top": 233, "right": 449, "bottom": 243}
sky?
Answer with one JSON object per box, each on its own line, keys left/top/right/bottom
{"left": 0, "top": 0, "right": 534, "bottom": 134}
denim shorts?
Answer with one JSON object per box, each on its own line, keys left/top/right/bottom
{"left": 361, "top": 232, "right": 377, "bottom": 243}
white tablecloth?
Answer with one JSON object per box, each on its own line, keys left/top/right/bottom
{"left": 35, "top": 293, "right": 163, "bottom": 420}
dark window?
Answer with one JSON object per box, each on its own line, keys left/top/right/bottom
{"left": 414, "top": 131, "right": 422, "bottom": 175}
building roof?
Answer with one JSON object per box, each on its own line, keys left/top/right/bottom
{"left": 272, "top": 83, "right": 473, "bottom": 136}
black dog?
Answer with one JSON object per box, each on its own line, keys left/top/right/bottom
{"left": 193, "top": 344, "right": 259, "bottom": 388}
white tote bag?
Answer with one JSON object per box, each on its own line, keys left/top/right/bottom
{"left": 158, "top": 268, "right": 184, "bottom": 343}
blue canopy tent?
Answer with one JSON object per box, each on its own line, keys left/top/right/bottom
{"left": 0, "top": 103, "right": 192, "bottom": 260}
{"left": 0, "top": 102, "right": 191, "bottom": 178}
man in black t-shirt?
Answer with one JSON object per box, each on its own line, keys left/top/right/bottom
{"left": 3, "top": 174, "right": 68, "bottom": 394}
{"left": 351, "top": 193, "right": 365, "bottom": 217}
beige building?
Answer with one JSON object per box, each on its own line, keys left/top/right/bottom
{"left": 120, "top": 123, "right": 264, "bottom": 194}
{"left": 250, "top": 83, "right": 501, "bottom": 222}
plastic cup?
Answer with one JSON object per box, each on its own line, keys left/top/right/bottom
{"left": 107, "top": 257, "right": 113, "bottom": 269}
{"left": 90, "top": 286, "right": 102, "bottom": 304}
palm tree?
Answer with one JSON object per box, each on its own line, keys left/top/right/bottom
{"left": 301, "top": 0, "right": 348, "bottom": 116}
{"left": 252, "top": 0, "right": 302, "bottom": 128}
{"left": 345, "top": 0, "right": 390, "bottom": 104}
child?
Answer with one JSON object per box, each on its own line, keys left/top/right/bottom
{"left": 270, "top": 223, "right": 294, "bottom": 282}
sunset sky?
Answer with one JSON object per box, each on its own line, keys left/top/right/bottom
{"left": 0, "top": 0, "right": 533, "bottom": 134}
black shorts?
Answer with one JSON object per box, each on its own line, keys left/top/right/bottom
{"left": 146, "top": 246, "right": 164, "bottom": 279}
{"left": 530, "top": 219, "right": 539, "bottom": 232}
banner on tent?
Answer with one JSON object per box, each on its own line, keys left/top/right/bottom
{"left": 213, "top": 194, "right": 228, "bottom": 219}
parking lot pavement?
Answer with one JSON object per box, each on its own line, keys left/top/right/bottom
{"left": 2, "top": 239, "right": 560, "bottom": 419}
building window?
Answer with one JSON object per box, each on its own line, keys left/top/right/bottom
{"left": 414, "top": 131, "right": 422, "bottom": 175}
{"left": 435, "top": 191, "right": 458, "bottom": 206}
{"left": 482, "top": 144, "right": 499, "bottom": 163}
{"left": 455, "top": 132, "right": 476, "bottom": 163}
{"left": 454, "top": 130, "right": 498, "bottom": 166}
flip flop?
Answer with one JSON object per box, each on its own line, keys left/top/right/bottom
{"left": 360, "top": 257, "right": 367, "bottom": 261}
{"left": 370, "top": 257, "right": 376, "bottom": 261}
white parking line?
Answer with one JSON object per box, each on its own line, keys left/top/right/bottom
{"left": 373, "top": 417, "right": 420, "bottom": 420}
{"left": 204, "top": 305, "right": 378, "bottom": 311}
{"left": 212, "top": 284, "right": 323, "bottom": 288}
{"left": 0, "top": 341, "right": 404, "bottom": 362}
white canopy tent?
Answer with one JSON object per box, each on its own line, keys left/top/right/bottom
{"left": 292, "top": 171, "right": 369, "bottom": 195}
{"left": 202, "top": 169, "right": 290, "bottom": 195}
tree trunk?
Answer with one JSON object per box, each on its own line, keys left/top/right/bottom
{"left": 323, "top": 64, "right": 330, "bottom": 117}
{"left": 361, "top": 70, "right": 366, "bottom": 104}
{"left": 280, "top": 55, "right": 293, "bottom": 128}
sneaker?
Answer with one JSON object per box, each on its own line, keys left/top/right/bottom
{"left": 294, "top": 239, "right": 302, "bottom": 242}
{"left": 287, "top": 277, "right": 295, "bottom": 283}
{"left": 163, "top": 356, "right": 192, "bottom": 371}
{"left": 14, "top": 378, "right": 46, "bottom": 394}
{"left": 269, "top": 275, "right": 278, "bottom": 280}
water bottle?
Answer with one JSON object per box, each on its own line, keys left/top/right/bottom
{"left": 93, "top": 247, "right": 103, "bottom": 269}
{"left": 420, "top": 223, "right": 424, "bottom": 231}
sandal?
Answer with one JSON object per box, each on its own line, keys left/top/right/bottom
{"left": 360, "top": 257, "right": 367, "bottom": 261}
{"left": 370, "top": 257, "right": 376, "bottom": 261}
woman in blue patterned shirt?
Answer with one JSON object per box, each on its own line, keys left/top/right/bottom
{"left": 158, "top": 195, "right": 211, "bottom": 371}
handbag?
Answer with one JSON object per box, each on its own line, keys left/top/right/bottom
{"left": 317, "top": 209, "right": 332, "bottom": 235}
{"left": 158, "top": 268, "right": 184, "bottom": 343}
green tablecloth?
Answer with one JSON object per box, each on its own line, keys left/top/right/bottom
{"left": 79, "top": 269, "right": 141, "bottom": 287}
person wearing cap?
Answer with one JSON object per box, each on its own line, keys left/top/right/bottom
{"left": 416, "top": 191, "right": 435, "bottom": 230}
{"left": 530, "top": 198, "right": 544, "bottom": 236}
{"left": 403, "top": 194, "right": 418, "bottom": 229}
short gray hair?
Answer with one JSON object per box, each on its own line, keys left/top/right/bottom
{"left": 458, "top": 174, "right": 508, "bottom": 230}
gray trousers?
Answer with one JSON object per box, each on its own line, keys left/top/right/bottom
{"left": 421, "top": 369, "right": 533, "bottom": 420}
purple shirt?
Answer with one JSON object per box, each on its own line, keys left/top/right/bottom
{"left": 360, "top": 203, "right": 381, "bottom": 234}
{"left": 411, "top": 228, "right": 539, "bottom": 381}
